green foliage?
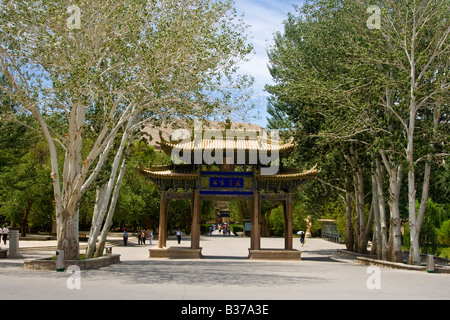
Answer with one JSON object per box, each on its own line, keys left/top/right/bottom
{"left": 229, "top": 201, "right": 250, "bottom": 223}
{"left": 266, "top": 201, "right": 317, "bottom": 237}
{"left": 268, "top": 205, "right": 284, "bottom": 237}
{"left": 112, "top": 141, "right": 170, "bottom": 229}
{"left": 265, "top": 0, "right": 378, "bottom": 230}
{"left": 168, "top": 199, "right": 192, "bottom": 233}
{"left": 0, "top": 106, "right": 54, "bottom": 232}
{"left": 265, "top": 0, "right": 449, "bottom": 257}
{"left": 403, "top": 199, "right": 450, "bottom": 255}
{"left": 438, "top": 220, "right": 450, "bottom": 246}
{"left": 420, "top": 199, "right": 449, "bottom": 254}
{"left": 201, "top": 200, "right": 217, "bottom": 223}
{"left": 428, "top": 162, "right": 450, "bottom": 206}
{"left": 320, "top": 198, "right": 347, "bottom": 239}
{"left": 230, "top": 224, "right": 243, "bottom": 235}
{"left": 1, "top": 0, "right": 254, "bottom": 259}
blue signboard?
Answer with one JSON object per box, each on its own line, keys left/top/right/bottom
{"left": 200, "top": 171, "right": 254, "bottom": 197}
{"left": 210, "top": 177, "right": 244, "bottom": 188}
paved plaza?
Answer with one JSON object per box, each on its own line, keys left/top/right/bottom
{"left": 0, "top": 232, "right": 449, "bottom": 301}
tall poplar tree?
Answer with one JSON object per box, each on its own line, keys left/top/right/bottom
{"left": 1, "top": 0, "right": 253, "bottom": 260}
{"left": 266, "top": 0, "right": 449, "bottom": 263}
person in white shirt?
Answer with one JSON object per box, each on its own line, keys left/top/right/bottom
{"left": 2, "top": 227, "right": 9, "bottom": 245}
{"left": 148, "top": 230, "right": 153, "bottom": 245}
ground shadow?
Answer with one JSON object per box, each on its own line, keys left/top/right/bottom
{"left": 301, "top": 249, "right": 348, "bottom": 263}
{"left": 201, "top": 255, "right": 249, "bottom": 260}
{"left": 86, "top": 259, "right": 329, "bottom": 287}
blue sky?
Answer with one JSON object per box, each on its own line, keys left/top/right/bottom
{"left": 234, "top": 0, "right": 304, "bottom": 128}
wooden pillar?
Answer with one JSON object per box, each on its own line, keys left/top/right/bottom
{"left": 251, "top": 191, "right": 260, "bottom": 250}
{"left": 158, "top": 193, "right": 169, "bottom": 248}
{"left": 284, "top": 195, "right": 293, "bottom": 250}
{"left": 191, "top": 188, "right": 201, "bottom": 250}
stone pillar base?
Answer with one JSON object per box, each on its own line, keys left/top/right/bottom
{"left": 8, "top": 229, "right": 22, "bottom": 258}
{"left": 248, "top": 249, "right": 302, "bottom": 261}
{"left": 149, "top": 247, "right": 202, "bottom": 259}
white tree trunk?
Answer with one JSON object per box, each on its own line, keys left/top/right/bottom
{"left": 57, "top": 207, "right": 80, "bottom": 261}
{"left": 85, "top": 112, "right": 137, "bottom": 258}
{"left": 389, "top": 164, "right": 403, "bottom": 263}
{"left": 345, "top": 152, "right": 367, "bottom": 254}
{"left": 379, "top": 152, "right": 403, "bottom": 262}
{"left": 95, "top": 142, "right": 131, "bottom": 257}
{"left": 408, "top": 102, "right": 440, "bottom": 265}
{"left": 354, "top": 168, "right": 366, "bottom": 254}
{"left": 371, "top": 169, "right": 381, "bottom": 258}
{"left": 408, "top": 162, "right": 431, "bottom": 265}
{"left": 85, "top": 184, "right": 108, "bottom": 258}
{"left": 344, "top": 192, "right": 354, "bottom": 251}
{"left": 374, "top": 160, "right": 389, "bottom": 260}
{"left": 407, "top": 46, "right": 420, "bottom": 264}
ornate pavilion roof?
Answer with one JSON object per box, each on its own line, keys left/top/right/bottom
{"left": 157, "top": 134, "right": 296, "bottom": 158}
{"left": 138, "top": 127, "right": 318, "bottom": 194}
{"left": 138, "top": 163, "right": 319, "bottom": 194}
{"left": 138, "top": 164, "right": 318, "bottom": 180}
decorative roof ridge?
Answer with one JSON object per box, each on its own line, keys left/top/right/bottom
{"left": 157, "top": 136, "right": 296, "bottom": 151}
{"left": 138, "top": 167, "right": 200, "bottom": 180}
{"left": 256, "top": 164, "right": 319, "bottom": 180}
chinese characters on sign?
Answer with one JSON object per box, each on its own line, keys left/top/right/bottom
{"left": 209, "top": 177, "right": 244, "bottom": 189}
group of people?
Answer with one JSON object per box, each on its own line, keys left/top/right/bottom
{"left": 121, "top": 226, "right": 308, "bottom": 247}
{"left": 137, "top": 229, "right": 153, "bottom": 245}
{"left": 209, "top": 223, "right": 231, "bottom": 236}
{"left": 0, "top": 227, "right": 8, "bottom": 245}
{"left": 122, "top": 228, "right": 153, "bottom": 246}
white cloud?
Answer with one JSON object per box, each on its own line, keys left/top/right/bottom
{"left": 234, "top": 0, "right": 301, "bottom": 127}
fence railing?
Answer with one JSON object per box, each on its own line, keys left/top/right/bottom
{"left": 322, "top": 232, "right": 341, "bottom": 244}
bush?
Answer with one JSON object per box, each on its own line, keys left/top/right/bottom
{"left": 200, "top": 224, "right": 211, "bottom": 234}
{"left": 269, "top": 206, "right": 285, "bottom": 236}
{"left": 403, "top": 200, "right": 449, "bottom": 256}
{"left": 230, "top": 224, "right": 243, "bottom": 235}
{"left": 438, "top": 220, "right": 450, "bottom": 246}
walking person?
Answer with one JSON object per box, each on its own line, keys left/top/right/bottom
{"left": 2, "top": 226, "right": 8, "bottom": 245}
{"left": 137, "top": 230, "right": 142, "bottom": 245}
{"left": 176, "top": 229, "right": 182, "bottom": 244}
{"left": 123, "top": 228, "right": 128, "bottom": 246}
{"left": 142, "top": 230, "right": 146, "bottom": 245}
{"left": 299, "top": 231, "right": 305, "bottom": 247}
{"left": 149, "top": 230, "right": 153, "bottom": 245}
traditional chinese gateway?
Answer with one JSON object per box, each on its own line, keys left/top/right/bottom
{"left": 138, "top": 125, "right": 318, "bottom": 260}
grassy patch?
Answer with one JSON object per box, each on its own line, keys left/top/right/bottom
{"left": 50, "top": 254, "right": 89, "bottom": 260}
